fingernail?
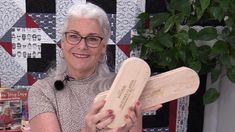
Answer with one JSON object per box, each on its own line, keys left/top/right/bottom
{"left": 125, "top": 115, "right": 129, "bottom": 119}
{"left": 107, "top": 109, "right": 113, "bottom": 114}
{"left": 136, "top": 101, "right": 140, "bottom": 106}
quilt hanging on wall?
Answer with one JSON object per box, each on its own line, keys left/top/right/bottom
{"left": 0, "top": 0, "right": 190, "bottom": 132}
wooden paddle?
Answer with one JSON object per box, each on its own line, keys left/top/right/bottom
{"left": 95, "top": 57, "right": 200, "bottom": 128}
{"left": 99, "top": 57, "right": 151, "bottom": 128}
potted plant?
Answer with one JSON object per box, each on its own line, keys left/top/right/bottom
{"left": 131, "top": 0, "right": 235, "bottom": 104}
{"left": 131, "top": 1, "right": 235, "bottom": 131}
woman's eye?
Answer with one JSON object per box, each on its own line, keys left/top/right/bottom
{"left": 87, "top": 37, "right": 99, "bottom": 41}
{"left": 69, "top": 34, "right": 78, "bottom": 39}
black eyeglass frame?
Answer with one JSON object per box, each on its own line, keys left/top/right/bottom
{"left": 64, "top": 32, "right": 104, "bottom": 48}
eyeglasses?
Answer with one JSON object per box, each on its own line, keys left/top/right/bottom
{"left": 64, "top": 32, "right": 103, "bottom": 48}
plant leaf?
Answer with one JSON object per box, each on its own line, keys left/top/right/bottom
{"left": 158, "top": 33, "right": 173, "bottom": 48}
{"left": 221, "top": 27, "right": 230, "bottom": 38}
{"left": 225, "top": 17, "right": 234, "bottom": 30}
{"left": 131, "top": 35, "right": 146, "bottom": 44}
{"left": 188, "top": 60, "right": 201, "bottom": 73}
{"left": 164, "top": 15, "right": 176, "bottom": 33}
{"left": 197, "top": 27, "right": 218, "bottom": 41}
{"left": 200, "top": 0, "right": 210, "bottom": 12}
{"left": 188, "top": 28, "right": 198, "bottom": 40}
{"left": 227, "top": 66, "right": 235, "bottom": 83}
{"left": 175, "top": 13, "right": 186, "bottom": 24}
{"left": 196, "top": 6, "right": 203, "bottom": 20}
{"left": 129, "top": 42, "right": 137, "bottom": 50}
{"left": 227, "top": 32, "right": 235, "bottom": 49}
{"left": 140, "top": 45, "right": 148, "bottom": 58}
{"left": 203, "top": 88, "right": 220, "bottom": 104}
{"left": 211, "top": 40, "right": 228, "bottom": 55}
{"left": 209, "top": 6, "right": 225, "bottom": 21}
{"left": 170, "top": 0, "right": 191, "bottom": 15}
{"left": 231, "top": 49, "right": 235, "bottom": 59}
{"left": 177, "top": 50, "right": 186, "bottom": 63}
{"left": 214, "top": 0, "right": 230, "bottom": 11}
{"left": 189, "top": 61, "right": 202, "bottom": 72}
{"left": 156, "top": 52, "right": 170, "bottom": 67}
{"left": 175, "top": 31, "right": 189, "bottom": 44}
{"left": 211, "top": 68, "right": 221, "bottom": 83}
{"left": 137, "top": 12, "right": 149, "bottom": 20}
{"left": 189, "top": 41, "right": 199, "bottom": 59}
{"left": 220, "top": 54, "right": 231, "bottom": 69}
{"left": 151, "top": 13, "right": 170, "bottom": 28}
{"left": 145, "top": 39, "right": 164, "bottom": 52}
{"left": 136, "top": 12, "right": 149, "bottom": 34}
{"left": 198, "top": 45, "right": 211, "bottom": 63}
{"left": 198, "top": 45, "right": 211, "bottom": 56}
{"left": 130, "top": 36, "right": 143, "bottom": 49}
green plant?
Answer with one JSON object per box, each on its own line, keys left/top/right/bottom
{"left": 131, "top": 0, "right": 235, "bottom": 104}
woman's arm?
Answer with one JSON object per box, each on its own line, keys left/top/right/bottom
{"left": 28, "top": 80, "right": 61, "bottom": 132}
{"left": 30, "top": 112, "right": 61, "bottom": 132}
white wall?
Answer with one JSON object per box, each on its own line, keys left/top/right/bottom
{"left": 203, "top": 76, "right": 235, "bottom": 132}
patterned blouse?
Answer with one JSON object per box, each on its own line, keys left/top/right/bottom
{"left": 28, "top": 68, "right": 115, "bottom": 132}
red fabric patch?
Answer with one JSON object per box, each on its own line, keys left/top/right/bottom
{"left": 26, "top": 14, "right": 39, "bottom": 28}
{"left": 57, "top": 40, "right": 62, "bottom": 48}
{"left": 27, "top": 73, "right": 36, "bottom": 86}
{"left": 169, "top": 100, "right": 177, "bottom": 132}
{"left": 117, "top": 44, "right": 130, "bottom": 57}
{"left": 0, "top": 42, "right": 12, "bottom": 55}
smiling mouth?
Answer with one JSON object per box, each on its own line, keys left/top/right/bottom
{"left": 72, "top": 53, "right": 90, "bottom": 58}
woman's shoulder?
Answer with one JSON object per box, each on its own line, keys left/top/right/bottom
{"left": 29, "top": 76, "right": 55, "bottom": 94}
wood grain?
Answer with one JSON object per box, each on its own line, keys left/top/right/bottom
{"left": 100, "top": 57, "right": 151, "bottom": 128}
{"left": 95, "top": 58, "right": 200, "bottom": 128}
{"left": 95, "top": 67, "right": 200, "bottom": 112}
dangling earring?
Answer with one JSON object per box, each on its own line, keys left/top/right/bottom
{"left": 59, "top": 49, "right": 64, "bottom": 59}
{"left": 99, "top": 54, "right": 107, "bottom": 64}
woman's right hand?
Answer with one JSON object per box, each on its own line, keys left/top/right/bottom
{"left": 83, "top": 100, "right": 115, "bottom": 132}
{"left": 82, "top": 100, "right": 146, "bottom": 132}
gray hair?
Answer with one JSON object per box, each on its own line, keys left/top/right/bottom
{"left": 54, "top": 3, "right": 111, "bottom": 80}
{"left": 62, "top": 2, "right": 111, "bottom": 44}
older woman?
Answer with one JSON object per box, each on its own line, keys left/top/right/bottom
{"left": 28, "top": 2, "right": 144, "bottom": 132}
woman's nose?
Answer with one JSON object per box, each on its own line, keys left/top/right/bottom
{"left": 76, "top": 38, "right": 88, "bottom": 49}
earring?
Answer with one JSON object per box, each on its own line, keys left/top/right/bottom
{"left": 59, "top": 49, "right": 64, "bottom": 59}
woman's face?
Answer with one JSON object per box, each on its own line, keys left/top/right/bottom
{"left": 61, "top": 17, "right": 106, "bottom": 78}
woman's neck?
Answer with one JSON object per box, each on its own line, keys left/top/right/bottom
{"left": 67, "top": 67, "right": 96, "bottom": 80}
